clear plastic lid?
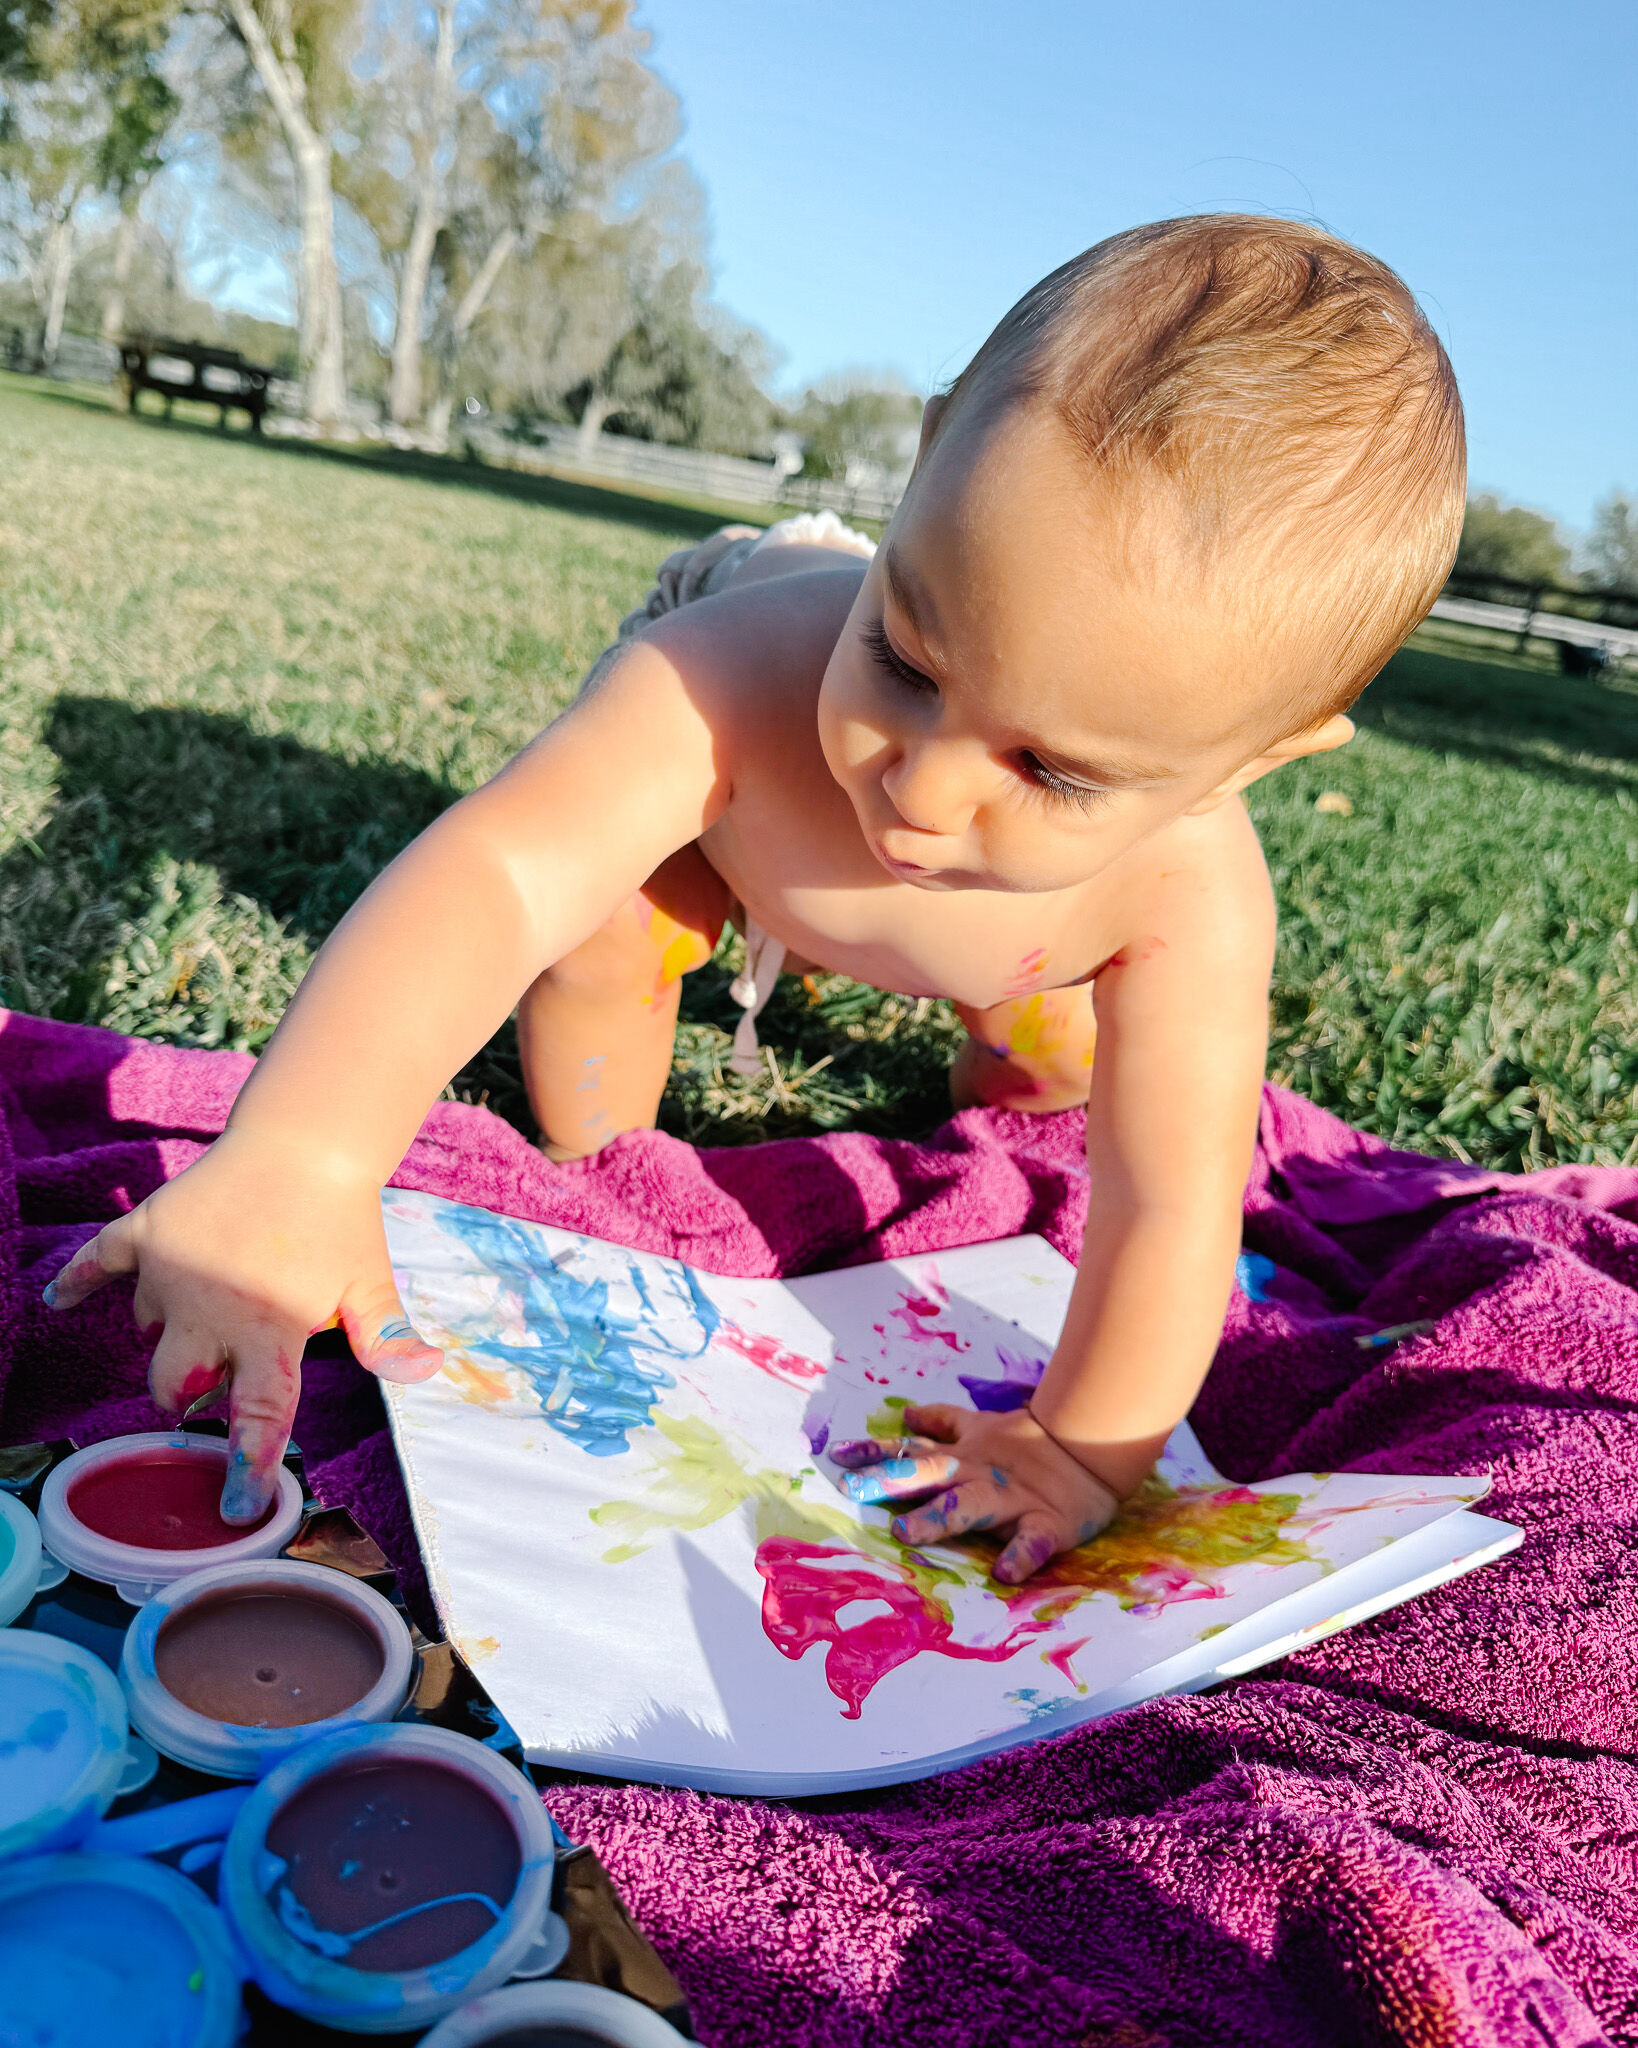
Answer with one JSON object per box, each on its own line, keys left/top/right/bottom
{"left": 219, "top": 1722, "right": 558, "bottom": 2036}
{"left": 120, "top": 1558, "right": 416, "bottom": 1778}
{"left": 0, "top": 1489, "right": 42, "bottom": 1626}
{"left": 420, "top": 1981, "right": 687, "bottom": 2047}
{"left": 0, "top": 1631, "right": 130, "bottom": 1860}
{"left": 37, "top": 1433, "right": 304, "bottom": 1603}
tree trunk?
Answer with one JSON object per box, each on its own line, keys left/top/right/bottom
{"left": 227, "top": 0, "right": 346, "bottom": 426}
{"left": 388, "top": 0, "right": 456, "bottom": 428}
{"left": 576, "top": 395, "right": 615, "bottom": 461}
{"left": 102, "top": 202, "right": 137, "bottom": 345}
{"left": 424, "top": 227, "right": 516, "bottom": 440}
{"left": 41, "top": 213, "right": 75, "bottom": 369}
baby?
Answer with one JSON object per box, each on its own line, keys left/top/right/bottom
{"left": 46, "top": 215, "right": 1464, "bottom": 1581}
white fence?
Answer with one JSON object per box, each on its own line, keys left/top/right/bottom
{"left": 470, "top": 422, "right": 905, "bottom": 524}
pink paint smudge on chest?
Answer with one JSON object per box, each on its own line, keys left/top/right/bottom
{"left": 711, "top": 1321, "right": 826, "bottom": 1383}
{"left": 755, "top": 1539, "right": 1056, "bottom": 1718}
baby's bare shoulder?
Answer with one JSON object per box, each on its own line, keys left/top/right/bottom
{"left": 1113, "top": 801, "right": 1276, "bottom": 972}
{"left": 634, "top": 564, "right": 863, "bottom": 728}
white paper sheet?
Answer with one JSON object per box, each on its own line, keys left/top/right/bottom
{"left": 381, "top": 1193, "right": 1498, "bottom": 1792}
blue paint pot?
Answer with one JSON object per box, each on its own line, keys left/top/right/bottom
{"left": 218, "top": 1722, "right": 558, "bottom": 2036}
{"left": 0, "top": 1488, "right": 43, "bottom": 1625}
{"left": 0, "top": 1632, "right": 130, "bottom": 1861}
{"left": 0, "top": 1850, "right": 241, "bottom": 2047}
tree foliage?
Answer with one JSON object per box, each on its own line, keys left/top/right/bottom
{"left": 1587, "top": 490, "right": 1637, "bottom": 596}
{"left": 1454, "top": 491, "right": 1574, "bottom": 588}
{"left": 792, "top": 371, "right": 922, "bottom": 482}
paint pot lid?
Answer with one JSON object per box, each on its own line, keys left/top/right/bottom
{"left": 419, "top": 1980, "right": 689, "bottom": 2048}
{"left": 0, "top": 1487, "right": 43, "bottom": 1626}
{"left": 219, "top": 1722, "right": 557, "bottom": 2035}
{"left": 36, "top": 1433, "right": 305, "bottom": 1598}
{"left": 0, "top": 1631, "right": 130, "bottom": 1861}
{"left": 120, "top": 1558, "right": 416, "bottom": 1780}
{"left": 0, "top": 1850, "right": 242, "bottom": 2048}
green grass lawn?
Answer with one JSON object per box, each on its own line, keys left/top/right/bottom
{"left": 2, "top": 372, "right": 1634, "bottom": 1170}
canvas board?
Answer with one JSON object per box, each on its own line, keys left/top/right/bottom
{"left": 381, "top": 1191, "right": 1503, "bottom": 1793}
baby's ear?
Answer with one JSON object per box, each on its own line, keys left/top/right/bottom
{"left": 1186, "top": 713, "right": 1356, "bottom": 814}
{"left": 914, "top": 392, "right": 951, "bottom": 464}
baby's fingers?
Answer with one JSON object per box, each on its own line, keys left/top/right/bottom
{"left": 148, "top": 1320, "right": 228, "bottom": 1419}
{"left": 994, "top": 1511, "right": 1068, "bottom": 1586}
{"left": 838, "top": 1453, "right": 959, "bottom": 1505}
{"left": 892, "top": 1478, "right": 1013, "bottom": 1548}
{"left": 340, "top": 1274, "right": 443, "bottom": 1385}
{"left": 220, "top": 1336, "right": 303, "bottom": 1526}
{"left": 43, "top": 1216, "right": 137, "bottom": 1312}
{"left": 828, "top": 1434, "right": 937, "bottom": 1470}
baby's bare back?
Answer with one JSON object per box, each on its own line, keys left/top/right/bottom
{"left": 657, "top": 562, "right": 1255, "bottom": 1010}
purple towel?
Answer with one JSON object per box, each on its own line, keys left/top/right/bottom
{"left": 4, "top": 1006, "right": 1636, "bottom": 2047}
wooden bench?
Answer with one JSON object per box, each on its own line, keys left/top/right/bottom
{"left": 118, "top": 339, "right": 274, "bottom": 433}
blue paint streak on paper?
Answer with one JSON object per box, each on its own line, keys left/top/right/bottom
{"left": 433, "top": 1203, "right": 723, "bottom": 1455}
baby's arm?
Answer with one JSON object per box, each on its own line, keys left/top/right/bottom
{"left": 834, "top": 809, "right": 1273, "bottom": 1578}
{"left": 45, "top": 637, "right": 727, "bottom": 1519}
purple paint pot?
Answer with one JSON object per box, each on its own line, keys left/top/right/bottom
{"left": 219, "top": 1723, "right": 557, "bottom": 2035}
{"left": 120, "top": 1559, "right": 416, "bottom": 1778}
{"left": 38, "top": 1434, "right": 303, "bottom": 1605}
{"left": 420, "top": 1982, "right": 687, "bottom": 2048}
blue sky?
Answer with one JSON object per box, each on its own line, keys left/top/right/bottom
{"left": 639, "top": 0, "right": 1635, "bottom": 534}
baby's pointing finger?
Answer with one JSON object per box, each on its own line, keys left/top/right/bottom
{"left": 839, "top": 1454, "right": 959, "bottom": 1505}
{"left": 220, "top": 1340, "right": 302, "bottom": 1526}
{"left": 900, "top": 1403, "right": 966, "bottom": 1443}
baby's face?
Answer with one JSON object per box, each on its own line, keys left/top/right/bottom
{"left": 818, "top": 400, "right": 1294, "bottom": 895}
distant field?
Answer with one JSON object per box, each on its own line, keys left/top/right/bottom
{"left": 2, "top": 373, "right": 1634, "bottom": 1169}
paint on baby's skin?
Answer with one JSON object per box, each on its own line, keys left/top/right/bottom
{"left": 637, "top": 901, "right": 714, "bottom": 1004}
{"left": 423, "top": 1205, "right": 723, "bottom": 1455}
{"left": 1001, "top": 947, "right": 1049, "bottom": 998}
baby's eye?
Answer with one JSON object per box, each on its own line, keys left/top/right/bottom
{"left": 1019, "top": 752, "right": 1110, "bottom": 814}
{"left": 862, "top": 619, "right": 937, "bottom": 695}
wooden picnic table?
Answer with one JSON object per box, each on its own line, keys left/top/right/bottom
{"left": 118, "top": 339, "right": 274, "bottom": 433}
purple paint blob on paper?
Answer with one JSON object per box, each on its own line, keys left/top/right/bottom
{"left": 958, "top": 1344, "right": 1047, "bottom": 1412}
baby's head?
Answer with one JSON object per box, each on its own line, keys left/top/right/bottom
{"left": 820, "top": 214, "right": 1465, "bottom": 892}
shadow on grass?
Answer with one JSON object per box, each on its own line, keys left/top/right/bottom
{"left": 4, "top": 371, "right": 754, "bottom": 544}
{"left": 1356, "top": 643, "right": 1638, "bottom": 794}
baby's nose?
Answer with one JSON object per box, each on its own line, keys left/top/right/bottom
{"left": 882, "top": 742, "right": 981, "bottom": 838}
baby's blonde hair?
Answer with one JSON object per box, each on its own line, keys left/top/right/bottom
{"left": 944, "top": 214, "right": 1467, "bottom": 732}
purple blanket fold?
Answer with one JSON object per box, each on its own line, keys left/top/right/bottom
{"left": 4, "top": 1007, "right": 1636, "bottom": 2048}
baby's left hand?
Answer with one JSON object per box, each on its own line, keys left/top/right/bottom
{"left": 829, "top": 1403, "right": 1120, "bottom": 1584}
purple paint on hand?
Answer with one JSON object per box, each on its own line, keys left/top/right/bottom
{"left": 829, "top": 1438, "right": 890, "bottom": 1469}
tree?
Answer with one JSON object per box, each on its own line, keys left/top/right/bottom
{"left": 344, "top": 0, "right": 676, "bottom": 433}
{"left": 213, "top": 0, "right": 356, "bottom": 423}
{"left": 1587, "top": 490, "right": 1638, "bottom": 596}
{"left": 562, "top": 259, "right": 774, "bottom": 457}
{"left": 0, "top": 72, "right": 104, "bottom": 365}
{"left": 1454, "top": 491, "right": 1573, "bottom": 588}
{"left": 793, "top": 371, "right": 922, "bottom": 484}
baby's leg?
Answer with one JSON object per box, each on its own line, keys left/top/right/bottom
{"left": 949, "top": 988, "right": 1097, "bottom": 1114}
{"left": 518, "top": 845, "right": 729, "bottom": 1159}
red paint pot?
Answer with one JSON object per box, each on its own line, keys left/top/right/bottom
{"left": 219, "top": 1723, "right": 557, "bottom": 2035}
{"left": 38, "top": 1435, "right": 304, "bottom": 1604}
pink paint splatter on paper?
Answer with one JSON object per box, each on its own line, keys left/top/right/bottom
{"left": 710, "top": 1320, "right": 827, "bottom": 1385}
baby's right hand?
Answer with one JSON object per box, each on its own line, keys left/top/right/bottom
{"left": 43, "top": 1127, "right": 442, "bottom": 1524}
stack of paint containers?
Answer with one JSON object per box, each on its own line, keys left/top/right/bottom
{"left": 0, "top": 1429, "right": 687, "bottom": 2045}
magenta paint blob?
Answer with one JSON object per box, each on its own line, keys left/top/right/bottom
{"left": 264, "top": 1757, "right": 523, "bottom": 1972}
{"left": 67, "top": 1446, "right": 274, "bottom": 1550}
